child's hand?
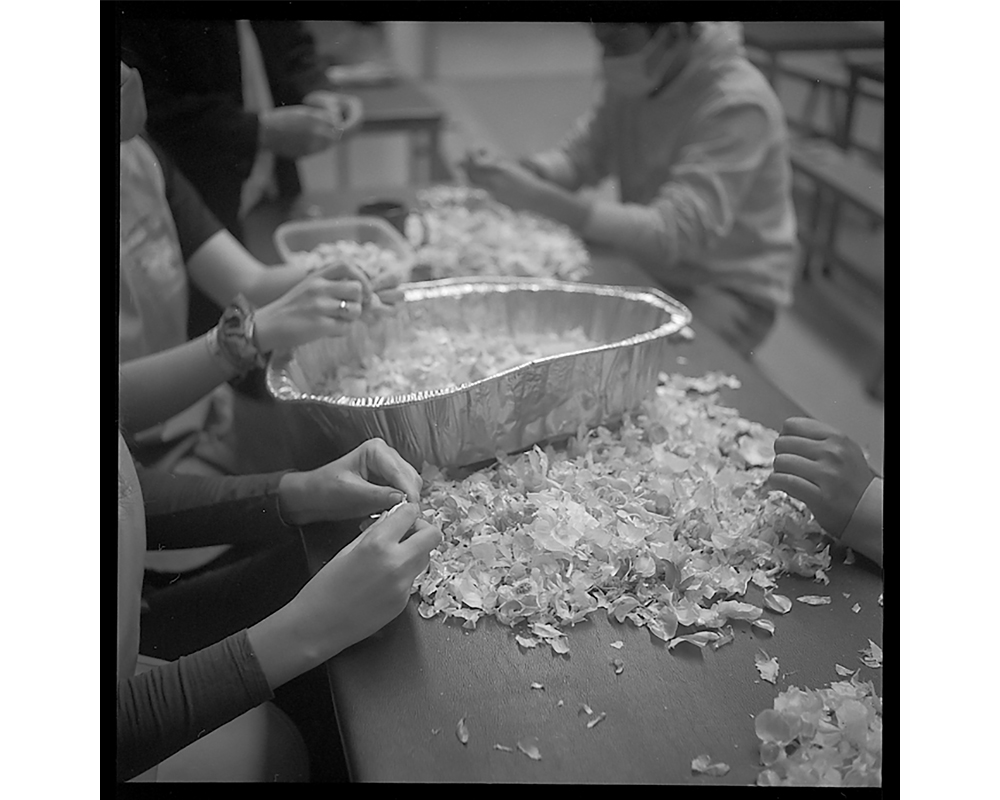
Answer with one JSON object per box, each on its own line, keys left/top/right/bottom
{"left": 277, "top": 438, "right": 422, "bottom": 526}
{"left": 766, "top": 417, "right": 876, "bottom": 538}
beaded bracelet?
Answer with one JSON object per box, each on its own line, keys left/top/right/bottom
{"left": 206, "top": 294, "right": 268, "bottom": 374}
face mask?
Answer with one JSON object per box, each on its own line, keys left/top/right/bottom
{"left": 120, "top": 64, "right": 147, "bottom": 142}
{"left": 601, "top": 27, "right": 680, "bottom": 97}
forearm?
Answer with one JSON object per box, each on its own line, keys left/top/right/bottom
{"left": 525, "top": 150, "right": 586, "bottom": 192}
{"left": 242, "top": 262, "right": 314, "bottom": 307}
{"left": 119, "top": 336, "right": 238, "bottom": 434}
{"left": 839, "top": 477, "right": 883, "bottom": 568}
{"left": 582, "top": 199, "right": 685, "bottom": 274}
{"left": 523, "top": 180, "right": 594, "bottom": 234}
{"left": 117, "top": 631, "right": 273, "bottom": 782}
{"left": 247, "top": 600, "right": 331, "bottom": 693}
{"left": 139, "top": 467, "right": 298, "bottom": 549}
{"left": 187, "top": 230, "right": 311, "bottom": 309}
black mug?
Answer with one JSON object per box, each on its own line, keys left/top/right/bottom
{"left": 357, "top": 199, "right": 429, "bottom": 246}
{"left": 357, "top": 199, "right": 432, "bottom": 281}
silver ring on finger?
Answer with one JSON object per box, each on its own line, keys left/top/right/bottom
{"left": 339, "top": 299, "right": 348, "bottom": 312}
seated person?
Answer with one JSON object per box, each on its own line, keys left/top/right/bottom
{"left": 768, "top": 417, "right": 883, "bottom": 568}
{"left": 462, "top": 21, "right": 798, "bottom": 359}
{"left": 118, "top": 430, "right": 441, "bottom": 782}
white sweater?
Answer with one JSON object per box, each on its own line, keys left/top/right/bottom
{"left": 531, "top": 22, "right": 799, "bottom": 309}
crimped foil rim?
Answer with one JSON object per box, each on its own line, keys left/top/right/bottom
{"left": 266, "top": 277, "right": 691, "bottom": 409}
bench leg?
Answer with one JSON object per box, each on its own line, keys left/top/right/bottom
{"left": 820, "top": 194, "right": 844, "bottom": 280}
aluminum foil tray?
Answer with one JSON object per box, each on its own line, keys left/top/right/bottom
{"left": 265, "top": 277, "right": 692, "bottom": 469}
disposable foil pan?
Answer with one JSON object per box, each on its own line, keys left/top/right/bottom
{"left": 265, "top": 277, "right": 692, "bottom": 469}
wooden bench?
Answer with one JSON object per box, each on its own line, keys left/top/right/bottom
{"left": 789, "top": 137, "right": 886, "bottom": 400}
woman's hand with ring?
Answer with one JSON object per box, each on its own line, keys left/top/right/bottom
{"left": 253, "top": 270, "right": 368, "bottom": 352}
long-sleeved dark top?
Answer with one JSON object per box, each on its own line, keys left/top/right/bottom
{"left": 120, "top": 19, "right": 331, "bottom": 236}
{"left": 138, "top": 465, "right": 294, "bottom": 549}
{"left": 117, "top": 466, "right": 297, "bottom": 781}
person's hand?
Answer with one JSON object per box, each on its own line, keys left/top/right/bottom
{"left": 302, "top": 90, "right": 364, "bottom": 138}
{"left": 372, "top": 270, "right": 405, "bottom": 307}
{"left": 461, "top": 149, "right": 547, "bottom": 212}
{"left": 516, "top": 156, "right": 550, "bottom": 181}
{"left": 284, "top": 502, "right": 442, "bottom": 657}
{"left": 252, "top": 263, "right": 370, "bottom": 353}
{"left": 258, "top": 105, "right": 343, "bottom": 159}
{"left": 765, "top": 417, "right": 876, "bottom": 539}
{"left": 278, "top": 438, "right": 422, "bottom": 526}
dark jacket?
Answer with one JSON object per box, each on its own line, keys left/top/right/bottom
{"left": 120, "top": 19, "right": 331, "bottom": 238}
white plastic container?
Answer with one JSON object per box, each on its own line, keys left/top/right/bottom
{"left": 273, "top": 216, "right": 417, "bottom": 284}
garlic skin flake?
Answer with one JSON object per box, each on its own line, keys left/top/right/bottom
{"left": 691, "top": 754, "right": 731, "bottom": 776}
{"left": 517, "top": 737, "right": 543, "bottom": 761}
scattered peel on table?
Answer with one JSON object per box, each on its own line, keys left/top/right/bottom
{"left": 753, "top": 676, "right": 882, "bottom": 786}
{"left": 755, "top": 650, "right": 780, "bottom": 684}
{"left": 752, "top": 618, "right": 776, "bottom": 635}
{"left": 609, "top": 640, "right": 624, "bottom": 649}
{"left": 517, "top": 736, "right": 543, "bottom": 761}
{"left": 691, "top": 754, "right": 731, "bottom": 777}
{"left": 412, "top": 372, "right": 829, "bottom": 657}
{"left": 611, "top": 658, "right": 624, "bottom": 675}
{"left": 586, "top": 711, "right": 608, "bottom": 729}
{"left": 834, "top": 664, "right": 856, "bottom": 677}
{"left": 456, "top": 717, "right": 470, "bottom": 745}
{"left": 668, "top": 631, "right": 721, "bottom": 650}
{"left": 851, "top": 603, "right": 861, "bottom": 614}
{"left": 494, "top": 743, "right": 514, "bottom": 752}
{"left": 859, "top": 640, "right": 882, "bottom": 669}
{"left": 763, "top": 592, "right": 793, "bottom": 614}
{"left": 580, "top": 703, "right": 593, "bottom": 716}
{"left": 797, "top": 595, "right": 832, "bottom": 606}
{"left": 711, "top": 625, "right": 736, "bottom": 650}
{"left": 530, "top": 682, "right": 545, "bottom": 691}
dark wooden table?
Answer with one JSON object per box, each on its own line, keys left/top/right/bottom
{"left": 241, "top": 188, "right": 885, "bottom": 783}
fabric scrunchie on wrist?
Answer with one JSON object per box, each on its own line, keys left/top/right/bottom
{"left": 206, "top": 294, "right": 268, "bottom": 375}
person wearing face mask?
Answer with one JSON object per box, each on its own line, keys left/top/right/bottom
{"left": 462, "top": 22, "right": 798, "bottom": 359}
{"left": 118, "top": 61, "right": 400, "bottom": 577}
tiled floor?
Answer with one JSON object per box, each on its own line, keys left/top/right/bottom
{"left": 309, "top": 22, "right": 886, "bottom": 471}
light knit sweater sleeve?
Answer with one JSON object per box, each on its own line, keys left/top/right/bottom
{"left": 527, "top": 91, "right": 614, "bottom": 191}
{"left": 583, "top": 103, "right": 770, "bottom": 275}
{"left": 840, "top": 477, "right": 883, "bottom": 568}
